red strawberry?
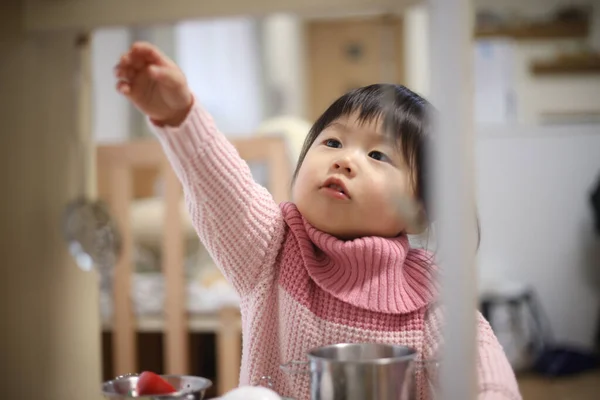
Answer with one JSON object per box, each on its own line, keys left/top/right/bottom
{"left": 136, "top": 371, "right": 177, "bottom": 395}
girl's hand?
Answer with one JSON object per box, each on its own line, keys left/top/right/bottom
{"left": 114, "top": 42, "right": 193, "bottom": 126}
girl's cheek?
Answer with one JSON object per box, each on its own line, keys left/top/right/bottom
{"left": 368, "top": 181, "right": 394, "bottom": 209}
{"left": 292, "top": 164, "right": 313, "bottom": 200}
{"left": 376, "top": 179, "right": 409, "bottom": 215}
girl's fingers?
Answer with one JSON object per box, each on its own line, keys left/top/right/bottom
{"left": 148, "top": 65, "right": 181, "bottom": 88}
{"left": 125, "top": 67, "right": 136, "bottom": 81}
{"left": 131, "top": 53, "right": 146, "bottom": 70}
{"left": 147, "top": 65, "right": 165, "bottom": 80}
{"left": 114, "top": 65, "right": 128, "bottom": 79}
{"left": 114, "top": 43, "right": 171, "bottom": 84}
{"left": 131, "top": 42, "right": 168, "bottom": 66}
{"left": 116, "top": 44, "right": 156, "bottom": 72}
{"left": 114, "top": 53, "right": 135, "bottom": 77}
{"left": 114, "top": 69, "right": 136, "bottom": 88}
{"left": 115, "top": 43, "right": 176, "bottom": 98}
{"left": 119, "top": 52, "right": 132, "bottom": 68}
{"left": 116, "top": 80, "right": 131, "bottom": 95}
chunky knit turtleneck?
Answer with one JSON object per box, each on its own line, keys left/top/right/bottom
{"left": 151, "top": 98, "right": 522, "bottom": 400}
{"left": 285, "top": 203, "right": 438, "bottom": 314}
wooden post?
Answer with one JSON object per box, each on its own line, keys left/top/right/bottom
{"left": 428, "top": 0, "right": 477, "bottom": 398}
{"left": 110, "top": 165, "right": 137, "bottom": 375}
{"left": 163, "top": 162, "right": 189, "bottom": 374}
{"left": 217, "top": 307, "right": 242, "bottom": 395}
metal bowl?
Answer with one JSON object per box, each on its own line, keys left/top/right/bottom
{"left": 102, "top": 374, "right": 212, "bottom": 400}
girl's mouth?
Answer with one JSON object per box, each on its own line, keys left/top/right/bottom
{"left": 321, "top": 178, "right": 350, "bottom": 200}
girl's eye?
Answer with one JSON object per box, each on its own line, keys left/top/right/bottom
{"left": 324, "top": 139, "right": 342, "bottom": 148}
{"left": 369, "top": 150, "right": 390, "bottom": 162}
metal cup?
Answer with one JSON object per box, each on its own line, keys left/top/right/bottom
{"left": 101, "top": 373, "right": 212, "bottom": 400}
{"left": 281, "top": 343, "right": 418, "bottom": 400}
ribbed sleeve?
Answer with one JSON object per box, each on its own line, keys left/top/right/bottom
{"left": 150, "top": 98, "right": 286, "bottom": 296}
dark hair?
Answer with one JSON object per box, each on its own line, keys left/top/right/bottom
{"left": 293, "top": 83, "right": 434, "bottom": 215}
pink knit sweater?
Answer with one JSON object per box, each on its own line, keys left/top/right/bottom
{"left": 152, "top": 100, "right": 521, "bottom": 400}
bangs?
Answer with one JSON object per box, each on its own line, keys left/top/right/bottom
{"left": 320, "top": 85, "right": 430, "bottom": 146}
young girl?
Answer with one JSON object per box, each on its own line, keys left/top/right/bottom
{"left": 115, "top": 42, "right": 521, "bottom": 400}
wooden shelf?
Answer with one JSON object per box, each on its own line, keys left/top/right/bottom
{"left": 540, "top": 111, "right": 600, "bottom": 125}
{"left": 531, "top": 55, "right": 600, "bottom": 75}
{"left": 475, "top": 20, "right": 588, "bottom": 40}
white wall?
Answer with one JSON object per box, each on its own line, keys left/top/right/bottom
{"left": 92, "top": 28, "right": 132, "bottom": 143}
{"left": 476, "top": 126, "right": 600, "bottom": 347}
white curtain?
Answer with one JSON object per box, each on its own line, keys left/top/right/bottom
{"left": 175, "top": 18, "right": 264, "bottom": 136}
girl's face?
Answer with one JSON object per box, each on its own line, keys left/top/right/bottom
{"left": 292, "top": 113, "right": 421, "bottom": 240}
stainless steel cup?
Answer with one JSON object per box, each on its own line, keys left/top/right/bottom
{"left": 281, "top": 343, "right": 418, "bottom": 400}
{"left": 101, "top": 373, "right": 212, "bottom": 400}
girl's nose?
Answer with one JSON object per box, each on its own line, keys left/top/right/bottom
{"left": 332, "top": 157, "right": 356, "bottom": 177}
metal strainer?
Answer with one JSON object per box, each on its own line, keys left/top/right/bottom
{"left": 62, "top": 196, "right": 121, "bottom": 274}
{"left": 102, "top": 374, "right": 212, "bottom": 400}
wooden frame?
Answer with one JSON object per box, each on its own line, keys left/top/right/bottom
{"left": 474, "top": 20, "right": 589, "bottom": 40}
{"left": 531, "top": 54, "right": 600, "bottom": 76}
{"left": 97, "top": 135, "right": 291, "bottom": 394}
{"left": 24, "top": 0, "right": 407, "bottom": 32}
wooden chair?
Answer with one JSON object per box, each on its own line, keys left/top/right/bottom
{"left": 97, "top": 135, "right": 291, "bottom": 394}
